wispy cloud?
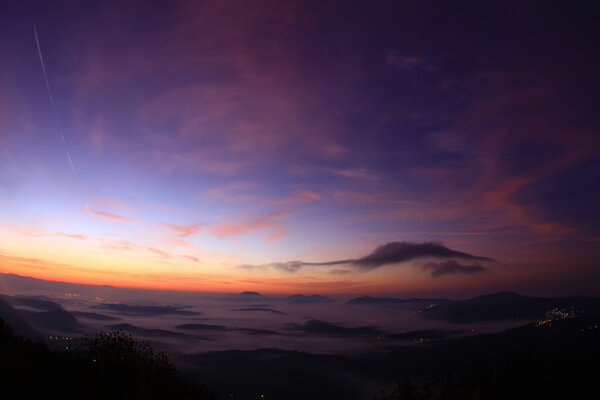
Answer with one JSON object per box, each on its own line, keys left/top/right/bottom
{"left": 209, "top": 210, "right": 290, "bottom": 242}
{"left": 279, "top": 190, "right": 322, "bottom": 205}
{"left": 329, "top": 168, "right": 380, "bottom": 181}
{"left": 9, "top": 226, "right": 121, "bottom": 241}
{"left": 386, "top": 49, "right": 427, "bottom": 70}
{"left": 86, "top": 207, "right": 133, "bottom": 222}
{"left": 160, "top": 223, "right": 204, "bottom": 237}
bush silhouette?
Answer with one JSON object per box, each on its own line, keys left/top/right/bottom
{"left": 0, "top": 319, "right": 212, "bottom": 399}
{"left": 376, "top": 344, "right": 600, "bottom": 400}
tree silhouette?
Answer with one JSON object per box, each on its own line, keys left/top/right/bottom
{"left": 0, "top": 319, "right": 213, "bottom": 399}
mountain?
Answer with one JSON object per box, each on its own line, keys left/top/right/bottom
{"left": 0, "top": 294, "right": 63, "bottom": 311}
{"left": 19, "top": 309, "right": 83, "bottom": 334}
{"left": 227, "top": 291, "right": 269, "bottom": 302}
{"left": 240, "top": 291, "right": 261, "bottom": 296}
{"left": 0, "top": 297, "right": 42, "bottom": 340}
{"left": 289, "top": 319, "right": 381, "bottom": 335}
{"left": 70, "top": 311, "right": 120, "bottom": 321}
{"left": 346, "top": 296, "right": 450, "bottom": 305}
{"left": 1, "top": 293, "right": 82, "bottom": 334}
{"left": 0, "top": 317, "right": 212, "bottom": 399}
{"left": 106, "top": 323, "right": 188, "bottom": 338}
{"left": 182, "top": 314, "right": 600, "bottom": 400}
{"left": 422, "top": 291, "right": 600, "bottom": 323}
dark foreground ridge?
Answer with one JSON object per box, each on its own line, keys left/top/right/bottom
{"left": 2, "top": 291, "right": 600, "bottom": 399}
{"left": 182, "top": 315, "right": 600, "bottom": 399}
{"left": 0, "top": 318, "right": 213, "bottom": 400}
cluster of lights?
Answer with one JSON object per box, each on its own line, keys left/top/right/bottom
{"left": 535, "top": 307, "right": 577, "bottom": 327}
{"left": 47, "top": 336, "right": 73, "bottom": 340}
{"left": 416, "top": 304, "right": 439, "bottom": 313}
{"left": 580, "top": 325, "right": 599, "bottom": 333}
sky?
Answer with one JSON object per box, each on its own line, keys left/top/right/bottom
{"left": 0, "top": 1, "right": 599, "bottom": 296}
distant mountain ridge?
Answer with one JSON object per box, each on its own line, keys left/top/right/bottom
{"left": 347, "top": 296, "right": 451, "bottom": 305}
{"left": 0, "top": 294, "right": 82, "bottom": 334}
{"left": 0, "top": 297, "right": 42, "bottom": 340}
{"left": 422, "top": 291, "right": 600, "bottom": 323}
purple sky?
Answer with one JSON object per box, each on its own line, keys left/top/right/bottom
{"left": 0, "top": 1, "right": 599, "bottom": 296}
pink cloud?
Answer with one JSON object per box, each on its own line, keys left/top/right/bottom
{"left": 144, "top": 247, "right": 171, "bottom": 258}
{"left": 6, "top": 226, "right": 123, "bottom": 241}
{"left": 89, "top": 116, "right": 104, "bottom": 151}
{"left": 86, "top": 207, "right": 133, "bottom": 222}
{"left": 209, "top": 210, "right": 290, "bottom": 241}
{"left": 54, "top": 232, "right": 90, "bottom": 240}
{"left": 160, "top": 223, "right": 204, "bottom": 237}
{"left": 296, "top": 190, "right": 321, "bottom": 201}
{"left": 280, "top": 190, "right": 322, "bottom": 204}
{"left": 329, "top": 168, "right": 380, "bottom": 181}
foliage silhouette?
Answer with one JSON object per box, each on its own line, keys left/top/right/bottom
{"left": 376, "top": 339, "right": 600, "bottom": 400}
{"left": 0, "top": 319, "right": 213, "bottom": 399}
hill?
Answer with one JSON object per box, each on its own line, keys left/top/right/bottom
{"left": 0, "top": 317, "right": 212, "bottom": 399}
{"left": 347, "top": 296, "right": 450, "bottom": 305}
{"left": 421, "top": 291, "right": 600, "bottom": 323}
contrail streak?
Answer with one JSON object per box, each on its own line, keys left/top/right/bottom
{"left": 33, "top": 22, "right": 76, "bottom": 176}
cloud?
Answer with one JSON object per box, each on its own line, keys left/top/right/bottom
{"left": 240, "top": 261, "right": 304, "bottom": 273}
{"left": 386, "top": 50, "right": 426, "bottom": 70}
{"left": 232, "top": 306, "right": 285, "bottom": 315}
{"left": 86, "top": 207, "right": 133, "bottom": 222}
{"left": 161, "top": 222, "right": 204, "bottom": 237}
{"left": 182, "top": 255, "right": 200, "bottom": 262}
{"left": 55, "top": 232, "right": 90, "bottom": 240}
{"left": 239, "top": 241, "right": 494, "bottom": 274}
{"left": 288, "top": 319, "right": 381, "bottom": 336}
{"left": 329, "top": 168, "right": 380, "bottom": 181}
{"left": 280, "top": 190, "right": 323, "bottom": 204}
{"left": 144, "top": 247, "right": 172, "bottom": 258}
{"left": 297, "top": 190, "right": 321, "bottom": 201}
{"left": 422, "top": 260, "right": 487, "bottom": 277}
{"left": 92, "top": 303, "right": 200, "bottom": 316}
{"left": 330, "top": 242, "right": 494, "bottom": 270}
{"left": 209, "top": 210, "right": 289, "bottom": 241}
{"left": 329, "top": 269, "right": 352, "bottom": 275}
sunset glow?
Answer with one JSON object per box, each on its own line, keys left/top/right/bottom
{"left": 1, "top": 1, "right": 598, "bottom": 297}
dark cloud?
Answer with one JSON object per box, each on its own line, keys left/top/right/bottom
{"left": 239, "top": 261, "right": 303, "bottom": 273}
{"left": 240, "top": 242, "right": 494, "bottom": 274}
{"left": 329, "top": 269, "right": 352, "bottom": 275}
{"left": 347, "top": 296, "right": 450, "bottom": 305}
{"left": 176, "top": 323, "right": 280, "bottom": 336}
{"left": 91, "top": 303, "right": 200, "bottom": 316}
{"left": 288, "top": 320, "right": 381, "bottom": 336}
{"left": 70, "top": 311, "right": 120, "bottom": 321}
{"left": 106, "top": 323, "right": 188, "bottom": 338}
{"left": 422, "top": 260, "right": 486, "bottom": 277}
{"left": 390, "top": 329, "right": 455, "bottom": 341}
{"left": 284, "top": 295, "right": 332, "bottom": 304}
{"left": 176, "top": 323, "right": 228, "bottom": 331}
{"left": 235, "top": 328, "right": 280, "bottom": 336}
{"left": 233, "top": 307, "right": 285, "bottom": 315}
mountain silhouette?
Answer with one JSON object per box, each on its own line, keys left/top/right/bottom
{"left": 422, "top": 291, "right": 600, "bottom": 322}
{"left": 0, "top": 297, "right": 41, "bottom": 340}
{"left": 347, "top": 296, "right": 450, "bottom": 305}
